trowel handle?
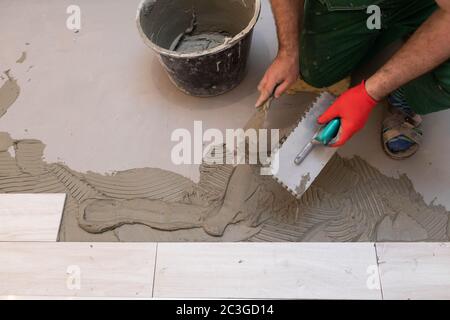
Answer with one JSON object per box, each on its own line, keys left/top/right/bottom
{"left": 315, "top": 118, "right": 341, "bottom": 145}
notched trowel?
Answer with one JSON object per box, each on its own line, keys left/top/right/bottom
{"left": 270, "top": 92, "right": 340, "bottom": 199}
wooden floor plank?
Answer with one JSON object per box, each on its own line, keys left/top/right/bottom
{"left": 376, "top": 243, "right": 450, "bottom": 300}
{"left": 0, "top": 194, "right": 66, "bottom": 241}
{"left": 154, "top": 243, "right": 381, "bottom": 299}
{"left": 0, "top": 243, "right": 156, "bottom": 298}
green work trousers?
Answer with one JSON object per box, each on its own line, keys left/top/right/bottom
{"left": 300, "top": 0, "right": 450, "bottom": 114}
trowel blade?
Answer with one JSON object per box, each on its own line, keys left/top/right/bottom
{"left": 270, "top": 92, "right": 338, "bottom": 199}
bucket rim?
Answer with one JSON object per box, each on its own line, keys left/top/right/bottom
{"left": 136, "top": 0, "right": 262, "bottom": 58}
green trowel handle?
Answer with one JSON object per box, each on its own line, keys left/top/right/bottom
{"left": 315, "top": 118, "right": 341, "bottom": 145}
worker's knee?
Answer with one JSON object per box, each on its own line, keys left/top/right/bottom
{"left": 434, "top": 62, "right": 450, "bottom": 93}
{"left": 403, "top": 64, "right": 450, "bottom": 115}
{"left": 300, "top": 63, "right": 344, "bottom": 88}
{"left": 299, "top": 71, "right": 324, "bottom": 89}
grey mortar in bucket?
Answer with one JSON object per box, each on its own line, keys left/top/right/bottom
{"left": 136, "top": 0, "right": 261, "bottom": 97}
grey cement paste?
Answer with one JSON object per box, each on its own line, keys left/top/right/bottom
{"left": 171, "top": 32, "right": 231, "bottom": 54}
{"left": 0, "top": 70, "right": 20, "bottom": 118}
{"left": 140, "top": 0, "right": 255, "bottom": 54}
{"left": 0, "top": 130, "right": 448, "bottom": 242}
{"left": 167, "top": 9, "right": 232, "bottom": 53}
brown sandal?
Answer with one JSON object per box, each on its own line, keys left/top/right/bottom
{"left": 382, "top": 112, "right": 423, "bottom": 160}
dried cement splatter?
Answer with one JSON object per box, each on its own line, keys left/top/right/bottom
{"left": 0, "top": 131, "right": 448, "bottom": 242}
{"left": 0, "top": 70, "right": 20, "bottom": 118}
{"left": 295, "top": 173, "right": 310, "bottom": 198}
{"left": 16, "top": 52, "right": 27, "bottom": 64}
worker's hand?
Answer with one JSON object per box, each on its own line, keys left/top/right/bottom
{"left": 318, "top": 81, "right": 378, "bottom": 147}
{"left": 255, "top": 51, "right": 299, "bottom": 107}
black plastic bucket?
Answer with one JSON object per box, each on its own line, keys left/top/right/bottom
{"left": 137, "top": 0, "right": 261, "bottom": 97}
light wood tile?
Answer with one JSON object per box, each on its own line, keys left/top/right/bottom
{"left": 154, "top": 243, "right": 381, "bottom": 299}
{"left": 377, "top": 243, "right": 450, "bottom": 300}
{"left": 0, "top": 296, "right": 153, "bottom": 300}
{"left": 0, "top": 243, "right": 156, "bottom": 298}
{"left": 0, "top": 194, "right": 66, "bottom": 241}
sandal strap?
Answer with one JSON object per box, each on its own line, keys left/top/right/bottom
{"left": 383, "top": 110, "right": 423, "bottom": 128}
{"left": 383, "top": 124, "right": 423, "bottom": 145}
{"left": 386, "top": 106, "right": 423, "bottom": 127}
{"left": 383, "top": 113, "right": 407, "bottom": 129}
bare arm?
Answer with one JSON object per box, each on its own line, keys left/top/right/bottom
{"left": 366, "top": 0, "right": 450, "bottom": 100}
{"left": 271, "top": 0, "right": 302, "bottom": 54}
{"left": 255, "top": 0, "right": 304, "bottom": 107}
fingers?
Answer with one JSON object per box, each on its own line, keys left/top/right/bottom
{"left": 274, "top": 80, "right": 290, "bottom": 98}
{"left": 256, "top": 77, "right": 294, "bottom": 107}
{"left": 255, "top": 89, "right": 272, "bottom": 108}
{"left": 255, "top": 55, "right": 299, "bottom": 107}
{"left": 257, "top": 76, "right": 267, "bottom": 92}
{"left": 255, "top": 77, "right": 279, "bottom": 107}
{"left": 317, "top": 105, "right": 339, "bottom": 125}
{"left": 329, "top": 122, "right": 353, "bottom": 147}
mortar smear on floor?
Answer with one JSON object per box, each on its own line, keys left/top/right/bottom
{"left": 0, "top": 70, "right": 20, "bottom": 118}
{"left": 0, "top": 131, "right": 448, "bottom": 242}
{"left": 16, "top": 52, "right": 27, "bottom": 64}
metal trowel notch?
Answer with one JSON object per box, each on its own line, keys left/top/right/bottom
{"left": 270, "top": 92, "right": 338, "bottom": 199}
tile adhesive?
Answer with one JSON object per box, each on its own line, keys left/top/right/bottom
{"left": 0, "top": 70, "right": 20, "bottom": 118}
{"left": 0, "top": 90, "right": 448, "bottom": 242}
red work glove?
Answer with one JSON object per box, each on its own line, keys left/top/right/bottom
{"left": 318, "top": 81, "right": 378, "bottom": 147}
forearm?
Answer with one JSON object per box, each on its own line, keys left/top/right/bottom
{"left": 255, "top": 0, "right": 305, "bottom": 106}
{"left": 366, "top": 7, "right": 450, "bottom": 100}
{"left": 270, "top": 0, "right": 304, "bottom": 57}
